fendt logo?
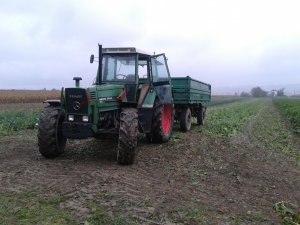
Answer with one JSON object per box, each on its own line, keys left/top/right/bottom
{"left": 73, "top": 101, "right": 81, "bottom": 110}
{"left": 69, "top": 94, "right": 83, "bottom": 99}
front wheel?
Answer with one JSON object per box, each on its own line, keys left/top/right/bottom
{"left": 117, "top": 108, "right": 138, "bottom": 165}
{"left": 38, "top": 106, "right": 66, "bottom": 158}
{"left": 149, "top": 99, "right": 174, "bottom": 143}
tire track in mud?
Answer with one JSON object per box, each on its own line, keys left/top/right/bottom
{"left": 0, "top": 137, "right": 173, "bottom": 221}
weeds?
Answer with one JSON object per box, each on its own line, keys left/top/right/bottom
{"left": 85, "top": 208, "right": 129, "bottom": 225}
{"left": 0, "top": 191, "right": 75, "bottom": 225}
{"left": 274, "top": 201, "right": 300, "bottom": 225}
{"left": 250, "top": 101, "right": 300, "bottom": 165}
{"left": 273, "top": 98, "right": 300, "bottom": 134}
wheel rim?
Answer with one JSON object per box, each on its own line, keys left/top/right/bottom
{"left": 162, "top": 104, "right": 172, "bottom": 134}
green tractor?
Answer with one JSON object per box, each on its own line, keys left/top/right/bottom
{"left": 38, "top": 45, "right": 174, "bottom": 164}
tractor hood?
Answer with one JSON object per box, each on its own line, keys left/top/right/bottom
{"left": 96, "top": 84, "right": 124, "bottom": 101}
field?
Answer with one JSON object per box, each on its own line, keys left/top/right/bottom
{"left": 0, "top": 96, "right": 300, "bottom": 224}
{"left": 273, "top": 98, "right": 300, "bottom": 134}
{"left": 0, "top": 90, "right": 60, "bottom": 103}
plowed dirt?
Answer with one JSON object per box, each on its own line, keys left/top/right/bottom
{"left": 0, "top": 101, "right": 299, "bottom": 224}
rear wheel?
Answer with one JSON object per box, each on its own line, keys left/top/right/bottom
{"left": 197, "top": 106, "right": 206, "bottom": 125}
{"left": 38, "top": 106, "right": 66, "bottom": 158}
{"left": 180, "top": 107, "right": 192, "bottom": 132}
{"left": 117, "top": 108, "right": 138, "bottom": 165}
{"left": 150, "top": 99, "right": 174, "bottom": 143}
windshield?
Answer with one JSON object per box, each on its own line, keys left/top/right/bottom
{"left": 102, "top": 55, "right": 136, "bottom": 82}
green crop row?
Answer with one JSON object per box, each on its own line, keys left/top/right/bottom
{"left": 209, "top": 97, "right": 247, "bottom": 107}
{"left": 202, "top": 99, "right": 265, "bottom": 136}
{"left": 273, "top": 98, "right": 300, "bottom": 134}
{"left": 0, "top": 110, "right": 41, "bottom": 135}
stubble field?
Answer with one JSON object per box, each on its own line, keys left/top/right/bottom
{"left": 0, "top": 95, "right": 300, "bottom": 225}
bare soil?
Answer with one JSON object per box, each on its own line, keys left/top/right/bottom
{"left": 0, "top": 102, "right": 299, "bottom": 224}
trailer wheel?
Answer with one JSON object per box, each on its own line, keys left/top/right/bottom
{"left": 117, "top": 108, "right": 138, "bottom": 165}
{"left": 38, "top": 106, "right": 66, "bottom": 158}
{"left": 180, "top": 107, "right": 192, "bottom": 132}
{"left": 150, "top": 99, "right": 174, "bottom": 143}
{"left": 197, "top": 106, "right": 206, "bottom": 125}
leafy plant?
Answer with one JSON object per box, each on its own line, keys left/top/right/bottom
{"left": 274, "top": 201, "right": 300, "bottom": 225}
{"left": 0, "top": 109, "right": 41, "bottom": 135}
{"left": 202, "top": 99, "right": 265, "bottom": 136}
{"left": 273, "top": 98, "right": 300, "bottom": 134}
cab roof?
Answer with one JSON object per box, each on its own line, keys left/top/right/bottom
{"left": 102, "top": 47, "right": 151, "bottom": 56}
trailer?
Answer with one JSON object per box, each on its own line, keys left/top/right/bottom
{"left": 172, "top": 76, "right": 211, "bottom": 131}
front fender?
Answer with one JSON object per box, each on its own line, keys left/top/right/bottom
{"left": 43, "top": 99, "right": 61, "bottom": 107}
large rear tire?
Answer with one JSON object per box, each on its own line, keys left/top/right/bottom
{"left": 38, "top": 106, "right": 66, "bottom": 158}
{"left": 117, "top": 108, "right": 138, "bottom": 165}
{"left": 180, "top": 107, "right": 192, "bottom": 132}
{"left": 150, "top": 99, "right": 174, "bottom": 143}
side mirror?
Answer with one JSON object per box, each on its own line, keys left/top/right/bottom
{"left": 90, "top": 54, "right": 94, "bottom": 63}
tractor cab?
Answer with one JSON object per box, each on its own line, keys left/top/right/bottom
{"left": 90, "top": 46, "right": 172, "bottom": 103}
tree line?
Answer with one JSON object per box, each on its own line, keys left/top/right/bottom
{"left": 240, "top": 87, "right": 285, "bottom": 97}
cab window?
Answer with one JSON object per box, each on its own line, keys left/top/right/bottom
{"left": 151, "top": 54, "right": 169, "bottom": 82}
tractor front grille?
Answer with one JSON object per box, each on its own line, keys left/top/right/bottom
{"left": 65, "top": 88, "right": 88, "bottom": 114}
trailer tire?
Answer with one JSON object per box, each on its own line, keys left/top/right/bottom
{"left": 197, "top": 106, "right": 206, "bottom": 125}
{"left": 180, "top": 107, "right": 192, "bottom": 132}
{"left": 117, "top": 108, "right": 138, "bottom": 165}
{"left": 150, "top": 99, "right": 174, "bottom": 143}
{"left": 38, "top": 106, "right": 66, "bottom": 158}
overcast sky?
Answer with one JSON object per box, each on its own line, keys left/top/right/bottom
{"left": 1, "top": 0, "right": 300, "bottom": 94}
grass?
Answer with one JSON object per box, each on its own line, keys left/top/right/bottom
{"left": 273, "top": 98, "right": 300, "bottom": 134}
{"left": 0, "top": 192, "right": 75, "bottom": 225}
{"left": 85, "top": 208, "right": 129, "bottom": 225}
{"left": 0, "top": 191, "right": 130, "bottom": 225}
{"left": 248, "top": 100, "right": 300, "bottom": 166}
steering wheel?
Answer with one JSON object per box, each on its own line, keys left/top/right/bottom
{"left": 116, "top": 74, "right": 127, "bottom": 79}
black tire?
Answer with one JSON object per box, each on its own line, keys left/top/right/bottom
{"left": 149, "top": 99, "right": 174, "bottom": 143}
{"left": 38, "top": 106, "right": 66, "bottom": 158}
{"left": 117, "top": 108, "right": 138, "bottom": 165}
{"left": 197, "top": 106, "right": 206, "bottom": 125}
{"left": 180, "top": 107, "right": 192, "bottom": 132}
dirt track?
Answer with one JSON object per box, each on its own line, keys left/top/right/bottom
{"left": 0, "top": 101, "right": 300, "bottom": 224}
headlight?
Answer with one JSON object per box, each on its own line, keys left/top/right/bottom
{"left": 68, "top": 115, "right": 74, "bottom": 121}
{"left": 82, "top": 115, "right": 89, "bottom": 122}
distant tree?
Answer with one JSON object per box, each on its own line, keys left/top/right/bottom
{"left": 277, "top": 88, "right": 285, "bottom": 97}
{"left": 250, "top": 87, "right": 268, "bottom": 97}
{"left": 240, "top": 91, "right": 250, "bottom": 97}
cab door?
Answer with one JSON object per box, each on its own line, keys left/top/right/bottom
{"left": 150, "top": 54, "right": 172, "bottom": 104}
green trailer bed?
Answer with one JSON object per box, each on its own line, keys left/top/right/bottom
{"left": 171, "top": 76, "right": 211, "bottom": 105}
